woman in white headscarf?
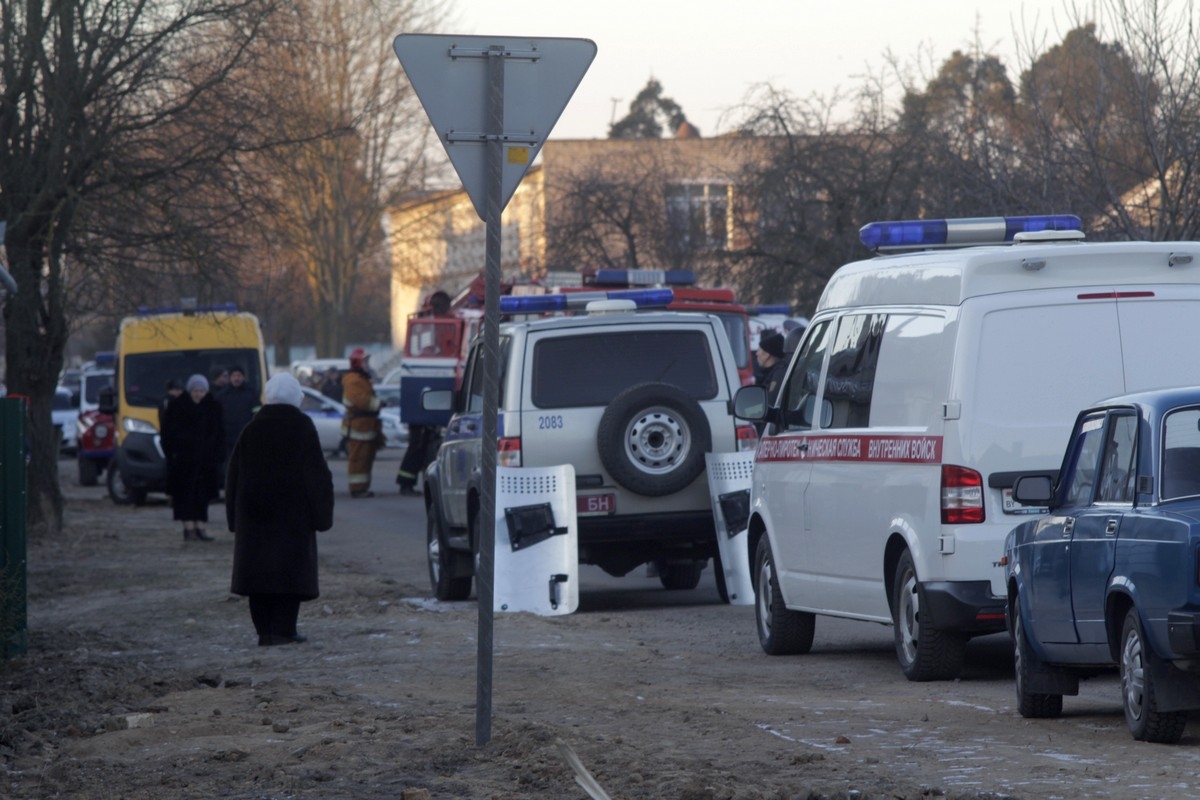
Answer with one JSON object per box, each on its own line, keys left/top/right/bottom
{"left": 160, "top": 374, "right": 225, "bottom": 541}
{"left": 225, "top": 373, "right": 335, "bottom": 646}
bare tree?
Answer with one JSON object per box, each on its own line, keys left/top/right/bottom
{"left": 247, "top": 0, "right": 444, "bottom": 357}
{"left": 0, "top": 0, "right": 274, "bottom": 532}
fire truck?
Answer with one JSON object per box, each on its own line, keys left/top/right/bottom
{"left": 394, "top": 268, "right": 755, "bottom": 429}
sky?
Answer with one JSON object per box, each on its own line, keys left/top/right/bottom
{"left": 439, "top": 0, "right": 1081, "bottom": 140}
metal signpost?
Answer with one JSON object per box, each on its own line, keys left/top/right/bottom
{"left": 393, "top": 33, "right": 595, "bottom": 746}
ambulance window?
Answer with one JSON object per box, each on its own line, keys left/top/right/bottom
{"left": 868, "top": 313, "right": 947, "bottom": 428}
{"left": 780, "top": 320, "right": 831, "bottom": 432}
{"left": 823, "top": 314, "right": 885, "bottom": 429}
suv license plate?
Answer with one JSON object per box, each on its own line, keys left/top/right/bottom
{"left": 577, "top": 494, "right": 616, "bottom": 514}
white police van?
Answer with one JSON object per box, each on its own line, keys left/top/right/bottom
{"left": 423, "top": 288, "right": 759, "bottom": 602}
{"left": 734, "top": 215, "right": 1200, "bottom": 680}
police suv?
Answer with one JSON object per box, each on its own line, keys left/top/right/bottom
{"left": 734, "top": 215, "right": 1200, "bottom": 681}
{"left": 423, "top": 289, "right": 758, "bottom": 602}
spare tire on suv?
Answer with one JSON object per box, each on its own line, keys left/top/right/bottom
{"left": 597, "top": 382, "right": 711, "bottom": 497}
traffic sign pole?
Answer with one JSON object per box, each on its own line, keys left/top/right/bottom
{"left": 393, "top": 32, "right": 596, "bottom": 749}
{"left": 476, "top": 44, "right": 504, "bottom": 748}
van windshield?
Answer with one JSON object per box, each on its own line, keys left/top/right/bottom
{"left": 123, "top": 349, "right": 262, "bottom": 407}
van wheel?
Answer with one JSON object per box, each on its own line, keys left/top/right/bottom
{"left": 892, "top": 550, "right": 966, "bottom": 681}
{"left": 106, "top": 464, "right": 146, "bottom": 506}
{"left": 597, "top": 383, "right": 711, "bottom": 497}
{"left": 754, "top": 536, "right": 814, "bottom": 654}
{"left": 427, "top": 512, "right": 471, "bottom": 602}
{"left": 1121, "top": 607, "right": 1187, "bottom": 743}
{"left": 78, "top": 457, "right": 100, "bottom": 487}
{"left": 1013, "top": 594, "right": 1063, "bottom": 718}
{"left": 655, "top": 559, "right": 704, "bottom": 591}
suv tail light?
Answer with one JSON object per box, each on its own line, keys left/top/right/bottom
{"left": 498, "top": 437, "right": 522, "bottom": 467}
{"left": 941, "top": 464, "right": 984, "bottom": 524}
{"left": 736, "top": 424, "right": 758, "bottom": 452}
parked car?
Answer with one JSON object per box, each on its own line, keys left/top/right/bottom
{"left": 299, "top": 386, "right": 347, "bottom": 456}
{"left": 1005, "top": 386, "right": 1200, "bottom": 743}
{"left": 52, "top": 386, "right": 78, "bottom": 454}
{"left": 422, "top": 292, "right": 759, "bottom": 602}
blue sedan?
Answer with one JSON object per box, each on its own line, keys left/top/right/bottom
{"left": 1004, "top": 386, "right": 1200, "bottom": 743}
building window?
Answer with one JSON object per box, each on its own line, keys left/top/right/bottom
{"left": 666, "top": 182, "right": 729, "bottom": 251}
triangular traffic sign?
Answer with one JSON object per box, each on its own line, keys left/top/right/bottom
{"left": 394, "top": 34, "right": 597, "bottom": 220}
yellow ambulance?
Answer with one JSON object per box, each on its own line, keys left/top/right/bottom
{"left": 100, "top": 303, "right": 267, "bottom": 505}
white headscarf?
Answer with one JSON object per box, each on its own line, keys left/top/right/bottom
{"left": 264, "top": 372, "right": 303, "bottom": 408}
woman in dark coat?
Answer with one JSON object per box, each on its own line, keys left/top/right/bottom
{"left": 160, "top": 374, "right": 225, "bottom": 541}
{"left": 226, "top": 372, "right": 334, "bottom": 647}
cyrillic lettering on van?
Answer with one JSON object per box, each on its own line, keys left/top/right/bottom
{"left": 757, "top": 434, "right": 942, "bottom": 464}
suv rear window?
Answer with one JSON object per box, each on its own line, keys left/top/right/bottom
{"left": 532, "top": 330, "right": 718, "bottom": 408}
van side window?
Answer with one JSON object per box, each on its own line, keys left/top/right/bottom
{"left": 1096, "top": 413, "right": 1137, "bottom": 504}
{"left": 460, "top": 336, "right": 510, "bottom": 414}
{"left": 780, "top": 320, "right": 831, "bottom": 432}
{"left": 824, "top": 314, "right": 886, "bottom": 429}
{"left": 1063, "top": 413, "right": 1107, "bottom": 506}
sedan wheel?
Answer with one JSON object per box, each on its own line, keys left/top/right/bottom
{"left": 1120, "top": 608, "right": 1187, "bottom": 743}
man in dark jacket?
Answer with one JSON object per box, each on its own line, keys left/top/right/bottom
{"left": 756, "top": 331, "right": 789, "bottom": 405}
{"left": 216, "top": 364, "right": 258, "bottom": 459}
{"left": 226, "top": 372, "right": 335, "bottom": 646}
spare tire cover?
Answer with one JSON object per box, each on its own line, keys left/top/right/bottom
{"left": 597, "top": 382, "right": 711, "bottom": 497}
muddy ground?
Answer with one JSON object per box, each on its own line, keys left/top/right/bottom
{"left": 1, "top": 462, "right": 1197, "bottom": 800}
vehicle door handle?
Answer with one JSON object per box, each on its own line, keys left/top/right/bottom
{"left": 1063, "top": 517, "right": 1074, "bottom": 536}
{"left": 1105, "top": 518, "right": 1119, "bottom": 536}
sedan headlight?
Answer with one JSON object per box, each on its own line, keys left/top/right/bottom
{"left": 123, "top": 417, "right": 158, "bottom": 434}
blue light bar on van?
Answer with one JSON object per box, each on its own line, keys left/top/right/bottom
{"left": 590, "top": 269, "right": 696, "bottom": 287}
{"left": 136, "top": 302, "right": 238, "bottom": 316}
{"left": 859, "top": 215, "right": 1083, "bottom": 251}
{"left": 499, "top": 288, "right": 674, "bottom": 314}
{"left": 93, "top": 351, "right": 116, "bottom": 366}
{"left": 747, "top": 304, "right": 791, "bottom": 315}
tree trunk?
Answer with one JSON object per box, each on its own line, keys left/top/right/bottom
{"left": 3, "top": 245, "right": 66, "bottom": 534}
{"left": 314, "top": 299, "right": 345, "bottom": 358}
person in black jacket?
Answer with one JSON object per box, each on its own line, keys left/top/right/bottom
{"left": 160, "top": 374, "right": 224, "bottom": 541}
{"left": 226, "top": 372, "right": 335, "bottom": 647}
{"left": 216, "top": 364, "right": 258, "bottom": 461}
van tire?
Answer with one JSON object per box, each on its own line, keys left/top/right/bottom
{"left": 892, "top": 550, "right": 966, "bottom": 681}
{"left": 428, "top": 512, "right": 471, "bottom": 602}
{"left": 597, "top": 383, "right": 710, "bottom": 497}
{"left": 754, "top": 536, "right": 815, "bottom": 655}
{"left": 656, "top": 559, "right": 704, "bottom": 591}
{"left": 106, "top": 464, "right": 146, "bottom": 506}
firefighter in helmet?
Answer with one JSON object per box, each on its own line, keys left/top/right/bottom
{"left": 340, "top": 348, "right": 383, "bottom": 497}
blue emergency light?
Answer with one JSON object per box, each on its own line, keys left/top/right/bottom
{"left": 499, "top": 288, "right": 674, "bottom": 314}
{"left": 859, "top": 215, "right": 1083, "bottom": 251}
{"left": 590, "top": 268, "right": 697, "bottom": 287}
{"left": 137, "top": 301, "right": 238, "bottom": 316}
{"left": 747, "top": 304, "right": 791, "bottom": 316}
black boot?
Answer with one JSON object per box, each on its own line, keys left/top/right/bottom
{"left": 193, "top": 528, "right": 214, "bottom": 541}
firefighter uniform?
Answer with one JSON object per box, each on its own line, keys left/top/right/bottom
{"left": 340, "top": 354, "right": 382, "bottom": 497}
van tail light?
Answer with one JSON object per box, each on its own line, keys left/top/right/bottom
{"left": 736, "top": 424, "right": 759, "bottom": 452}
{"left": 941, "top": 464, "right": 984, "bottom": 524}
{"left": 498, "top": 437, "right": 522, "bottom": 467}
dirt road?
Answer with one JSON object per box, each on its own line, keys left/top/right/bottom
{"left": 2, "top": 455, "right": 1197, "bottom": 799}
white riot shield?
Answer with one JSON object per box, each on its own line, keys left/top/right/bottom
{"left": 706, "top": 452, "right": 756, "bottom": 605}
{"left": 494, "top": 465, "right": 579, "bottom": 615}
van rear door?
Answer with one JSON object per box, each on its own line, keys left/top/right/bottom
{"left": 1116, "top": 287, "right": 1200, "bottom": 390}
